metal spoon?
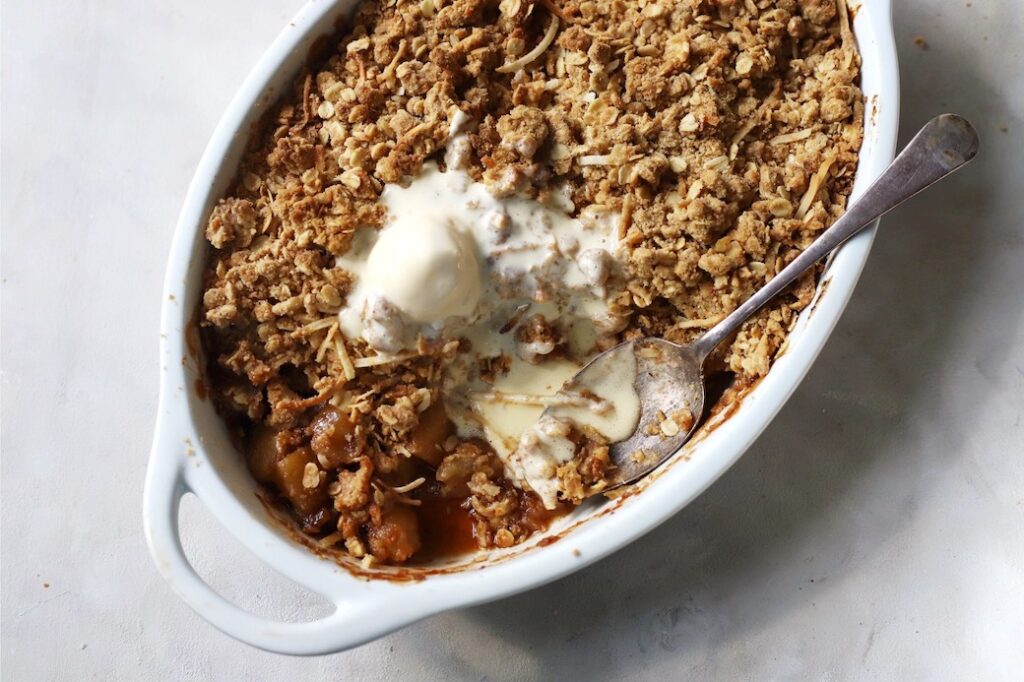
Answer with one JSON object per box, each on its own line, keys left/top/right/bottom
{"left": 544, "top": 114, "right": 979, "bottom": 490}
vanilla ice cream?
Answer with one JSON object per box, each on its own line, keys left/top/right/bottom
{"left": 336, "top": 161, "right": 619, "bottom": 353}
{"left": 363, "top": 213, "right": 481, "bottom": 324}
{"left": 505, "top": 344, "right": 640, "bottom": 508}
{"left": 334, "top": 154, "right": 631, "bottom": 505}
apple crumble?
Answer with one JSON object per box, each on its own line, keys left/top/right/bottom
{"left": 199, "top": 0, "right": 863, "bottom": 565}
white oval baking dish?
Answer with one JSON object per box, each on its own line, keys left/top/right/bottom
{"left": 144, "top": 0, "right": 899, "bottom": 655}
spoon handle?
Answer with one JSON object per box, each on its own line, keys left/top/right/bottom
{"left": 692, "top": 113, "right": 979, "bottom": 359}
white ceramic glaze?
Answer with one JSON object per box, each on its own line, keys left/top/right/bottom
{"left": 144, "top": 0, "right": 899, "bottom": 656}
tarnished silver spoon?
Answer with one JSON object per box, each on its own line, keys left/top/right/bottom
{"left": 544, "top": 114, "right": 979, "bottom": 490}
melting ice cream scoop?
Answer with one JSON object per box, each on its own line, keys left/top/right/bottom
{"left": 363, "top": 213, "right": 482, "bottom": 324}
{"left": 335, "top": 162, "right": 619, "bottom": 353}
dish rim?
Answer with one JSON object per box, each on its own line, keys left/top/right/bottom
{"left": 143, "top": 0, "right": 900, "bottom": 656}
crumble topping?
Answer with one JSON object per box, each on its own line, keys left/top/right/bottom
{"left": 200, "top": 0, "right": 863, "bottom": 565}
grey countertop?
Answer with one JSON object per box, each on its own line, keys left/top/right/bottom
{"left": 2, "top": 0, "right": 1022, "bottom": 679}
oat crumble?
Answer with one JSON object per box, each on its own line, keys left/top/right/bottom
{"left": 200, "top": 0, "right": 863, "bottom": 565}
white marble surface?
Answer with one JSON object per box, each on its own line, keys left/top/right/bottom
{"left": 2, "top": 0, "right": 1022, "bottom": 679}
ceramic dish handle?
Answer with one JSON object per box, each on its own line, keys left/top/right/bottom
{"left": 143, "top": 448, "right": 378, "bottom": 656}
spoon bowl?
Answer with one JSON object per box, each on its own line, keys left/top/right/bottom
{"left": 600, "top": 338, "right": 706, "bottom": 487}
